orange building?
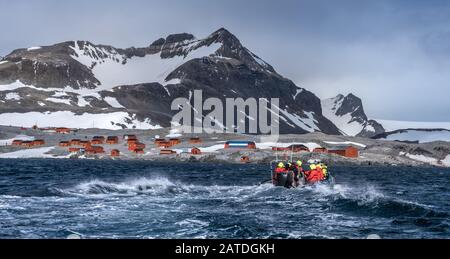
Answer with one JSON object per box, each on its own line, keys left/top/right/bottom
{"left": 156, "top": 141, "right": 172, "bottom": 148}
{"left": 12, "top": 140, "right": 23, "bottom": 146}
{"left": 70, "top": 139, "right": 81, "bottom": 146}
{"left": 133, "top": 149, "right": 145, "bottom": 154}
{"left": 69, "top": 147, "right": 81, "bottom": 153}
{"left": 59, "top": 141, "right": 70, "bottom": 147}
{"left": 169, "top": 138, "right": 181, "bottom": 146}
{"left": 86, "top": 146, "right": 104, "bottom": 154}
{"left": 32, "top": 139, "right": 45, "bottom": 146}
{"left": 154, "top": 138, "right": 166, "bottom": 145}
{"left": 106, "top": 136, "right": 119, "bottom": 144}
{"left": 80, "top": 141, "right": 91, "bottom": 147}
{"left": 328, "top": 146, "right": 359, "bottom": 158}
{"left": 21, "top": 141, "right": 34, "bottom": 148}
{"left": 123, "top": 135, "right": 137, "bottom": 141}
{"left": 127, "top": 139, "right": 139, "bottom": 145}
{"left": 189, "top": 137, "right": 202, "bottom": 144}
{"left": 129, "top": 142, "right": 146, "bottom": 151}
{"left": 91, "top": 139, "right": 103, "bottom": 145}
{"left": 55, "top": 127, "right": 71, "bottom": 134}
{"left": 111, "top": 149, "right": 120, "bottom": 157}
{"left": 313, "top": 147, "right": 328, "bottom": 153}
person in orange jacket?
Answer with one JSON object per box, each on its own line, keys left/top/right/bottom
{"left": 305, "top": 164, "right": 325, "bottom": 184}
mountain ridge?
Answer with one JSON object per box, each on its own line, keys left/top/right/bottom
{"left": 0, "top": 28, "right": 379, "bottom": 135}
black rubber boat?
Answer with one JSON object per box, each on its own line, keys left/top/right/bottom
{"left": 272, "top": 170, "right": 334, "bottom": 189}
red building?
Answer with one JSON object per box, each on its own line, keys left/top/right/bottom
{"left": 32, "top": 140, "right": 45, "bottom": 146}
{"left": 189, "top": 137, "right": 202, "bottom": 144}
{"left": 80, "top": 141, "right": 91, "bottom": 148}
{"left": 70, "top": 139, "right": 81, "bottom": 146}
{"left": 21, "top": 141, "right": 34, "bottom": 148}
{"left": 12, "top": 140, "right": 23, "bottom": 146}
{"left": 91, "top": 139, "right": 103, "bottom": 145}
{"left": 123, "top": 135, "right": 137, "bottom": 141}
{"left": 106, "top": 136, "right": 119, "bottom": 144}
{"left": 313, "top": 147, "right": 328, "bottom": 153}
{"left": 328, "top": 146, "right": 359, "bottom": 158}
{"left": 59, "top": 141, "right": 70, "bottom": 147}
{"left": 169, "top": 138, "right": 181, "bottom": 146}
{"left": 133, "top": 149, "right": 145, "bottom": 154}
{"left": 129, "top": 142, "right": 145, "bottom": 151}
{"left": 55, "top": 128, "right": 71, "bottom": 134}
{"left": 69, "top": 148, "right": 81, "bottom": 153}
{"left": 111, "top": 149, "right": 120, "bottom": 157}
{"left": 86, "top": 146, "right": 104, "bottom": 154}
{"left": 156, "top": 141, "right": 172, "bottom": 148}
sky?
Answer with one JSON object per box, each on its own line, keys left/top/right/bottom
{"left": 1, "top": 0, "right": 449, "bottom": 121}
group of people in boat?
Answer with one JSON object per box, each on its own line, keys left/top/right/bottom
{"left": 273, "top": 160, "right": 330, "bottom": 187}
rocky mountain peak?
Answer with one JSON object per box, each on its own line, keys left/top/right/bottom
{"left": 322, "top": 93, "right": 384, "bottom": 137}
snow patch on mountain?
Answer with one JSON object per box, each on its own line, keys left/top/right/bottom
{"left": 323, "top": 141, "right": 367, "bottom": 148}
{"left": 103, "top": 97, "right": 124, "bottom": 108}
{"left": 377, "top": 119, "right": 450, "bottom": 131}
{"left": 45, "top": 97, "right": 71, "bottom": 105}
{"left": 27, "top": 47, "right": 42, "bottom": 51}
{"left": 4, "top": 92, "right": 21, "bottom": 101}
{"left": 381, "top": 129, "right": 450, "bottom": 143}
{"left": 70, "top": 41, "right": 222, "bottom": 90}
{"left": 0, "top": 111, "right": 161, "bottom": 130}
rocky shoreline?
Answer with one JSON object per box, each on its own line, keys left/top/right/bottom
{"left": 1, "top": 125, "right": 449, "bottom": 168}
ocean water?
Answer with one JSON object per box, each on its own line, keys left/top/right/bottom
{"left": 0, "top": 159, "right": 449, "bottom": 239}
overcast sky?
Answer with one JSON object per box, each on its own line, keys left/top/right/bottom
{"left": 1, "top": 0, "right": 449, "bottom": 121}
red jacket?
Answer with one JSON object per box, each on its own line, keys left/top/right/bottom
{"left": 305, "top": 169, "right": 325, "bottom": 183}
{"left": 274, "top": 167, "right": 287, "bottom": 173}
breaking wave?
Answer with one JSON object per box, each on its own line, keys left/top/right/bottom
{"left": 305, "top": 183, "right": 447, "bottom": 219}
{"left": 50, "top": 177, "right": 273, "bottom": 199}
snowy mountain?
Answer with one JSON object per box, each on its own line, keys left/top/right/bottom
{"left": 321, "top": 94, "right": 384, "bottom": 137}
{"left": 0, "top": 28, "right": 343, "bottom": 133}
{"left": 3, "top": 28, "right": 391, "bottom": 137}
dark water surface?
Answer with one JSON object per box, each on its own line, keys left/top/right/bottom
{"left": 0, "top": 159, "right": 449, "bottom": 239}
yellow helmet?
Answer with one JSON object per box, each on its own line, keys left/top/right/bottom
{"left": 296, "top": 160, "right": 302, "bottom": 166}
{"left": 277, "top": 162, "right": 284, "bottom": 168}
{"left": 310, "top": 164, "right": 316, "bottom": 170}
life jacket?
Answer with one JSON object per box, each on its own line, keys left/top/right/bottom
{"left": 306, "top": 169, "right": 325, "bottom": 183}
{"left": 274, "top": 167, "right": 287, "bottom": 174}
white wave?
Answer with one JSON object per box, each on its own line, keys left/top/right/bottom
{"left": 306, "top": 183, "right": 385, "bottom": 204}
{"left": 57, "top": 177, "right": 272, "bottom": 200}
